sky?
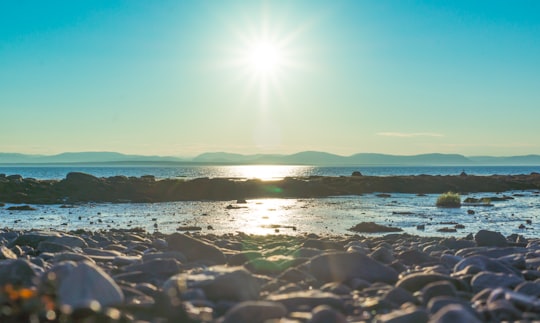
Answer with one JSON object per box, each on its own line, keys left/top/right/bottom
{"left": 1, "top": 1, "right": 540, "bottom": 157}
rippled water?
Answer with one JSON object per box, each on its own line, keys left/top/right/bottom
{"left": 1, "top": 165, "right": 539, "bottom": 180}
{"left": 1, "top": 191, "right": 539, "bottom": 238}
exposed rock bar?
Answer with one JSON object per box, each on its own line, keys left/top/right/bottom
{"left": 1, "top": 172, "right": 540, "bottom": 204}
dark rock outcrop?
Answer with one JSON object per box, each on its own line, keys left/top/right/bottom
{"left": 1, "top": 172, "right": 540, "bottom": 204}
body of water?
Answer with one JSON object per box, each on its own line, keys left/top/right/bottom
{"left": 1, "top": 165, "right": 539, "bottom": 237}
{"left": 1, "top": 165, "right": 539, "bottom": 180}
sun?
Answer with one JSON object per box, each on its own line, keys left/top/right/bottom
{"left": 247, "top": 41, "right": 283, "bottom": 74}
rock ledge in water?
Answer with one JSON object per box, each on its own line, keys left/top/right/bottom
{"left": 349, "top": 222, "right": 402, "bottom": 233}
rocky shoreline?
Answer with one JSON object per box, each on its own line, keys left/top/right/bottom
{"left": 1, "top": 228, "right": 539, "bottom": 322}
{"left": 1, "top": 172, "right": 540, "bottom": 204}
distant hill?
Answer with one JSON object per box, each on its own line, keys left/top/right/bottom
{"left": 0, "top": 152, "right": 184, "bottom": 164}
{"left": 1, "top": 151, "right": 539, "bottom": 166}
{"left": 345, "top": 153, "right": 472, "bottom": 166}
{"left": 469, "top": 155, "right": 540, "bottom": 165}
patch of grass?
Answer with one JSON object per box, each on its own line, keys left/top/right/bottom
{"left": 436, "top": 191, "right": 461, "bottom": 208}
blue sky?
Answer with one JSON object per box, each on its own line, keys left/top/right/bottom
{"left": 1, "top": 1, "right": 539, "bottom": 156}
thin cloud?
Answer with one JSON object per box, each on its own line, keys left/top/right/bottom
{"left": 377, "top": 132, "right": 444, "bottom": 138}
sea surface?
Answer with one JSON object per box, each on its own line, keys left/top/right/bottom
{"left": 1, "top": 165, "right": 539, "bottom": 237}
{"left": 1, "top": 164, "right": 540, "bottom": 180}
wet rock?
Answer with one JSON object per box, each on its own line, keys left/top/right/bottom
{"left": 500, "top": 289, "right": 540, "bottom": 312}
{"left": 470, "top": 271, "right": 524, "bottom": 293}
{"left": 437, "top": 227, "right": 456, "bottom": 233}
{"left": 430, "top": 304, "right": 482, "bottom": 323}
{"left": 349, "top": 222, "right": 402, "bottom": 233}
{"left": 52, "top": 252, "right": 96, "bottom": 263}
{"left": 302, "top": 239, "right": 342, "bottom": 250}
{"left": 83, "top": 248, "right": 124, "bottom": 257}
{"left": 421, "top": 281, "right": 456, "bottom": 306}
{"left": 486, "top": 299, "right": 522, "bottom": 321}
{"left": 166, "top": 233, "right": 225, "bottom": 265}
{"left": 245, "top": 257, "right": 290, "bottom": 276}
{"left": 370, "top": 246, "right": 395, "bottom": 264}
{"left": 112, "top": 255, "right": 141, "bottom": 267}
{"left": 11, "top": 231, "right": 88, "bottom": 249}
{"left": 309, "top": 251, "right": 398, "bottom": 284}
{"left": 56, "top": 260, "right": 124, "bottom": 310}
{"left": 163, "top": 266, "right": 260, "bottom": 302}
{"left": 0, "top": 246, "right": 17, "bottom": 260}
{"left": 123, "top": 258, "right": 182, "bottom": 277}
{"left": 142, "top": 251, "right": 187, "bottom": 263}
{"left": 382, "top": 287, "right": 418, "bottom": 307}
{"left": 474, "top": 230, "right": 507, "bottom": 247}
{"left": 320, "top": 282, "right": 351, "bottom": 295}
{"left": 376, "top": 306, "right": 429, "bottom": 323}
{"left": 0, "top": 259, "right": 39, "bottom": 287}
{"left": 454, "top": 255, "right": 517, "bottom": 275}
{"left": 440, "top": 254, "right": 462, "bottom": 269}
{"left": 228, "top": 251, "right": 263, "bottom": 266}
{"left": 440, "top": 237, "right": 476, "bottom": 250}
{"left": 396, "top": 273, "right": 464, "bottom": 293}
{"left": 309, "top": 305, "right": 347, "bottom": 323}
{"left": 221, "top": 301, "right": 287, "bottom": 323}
{"left": 6, "top": 205, "right": 36, "bottom": 211}
{"left": 37, "top": 241, "right": 74, "bottom": 253}
{"left": 397, "top": 249, "right": 438, "bottom": 266}
{"left": 266, "top": 289, "right": 344, "bottom": 312}
{"left": 277, "top": 267, "right": 316, "bottom": 285}
{"left": 514, "top": 281, "right": 540, "bottom": 297}
{"left": 427, "top": 296, "right": 477, "bottom": 316}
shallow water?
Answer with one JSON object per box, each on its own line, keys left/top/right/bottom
{"left": 2, "top": 190, "right": 538, "bottom": 238}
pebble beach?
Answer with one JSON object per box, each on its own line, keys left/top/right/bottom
{"left": 1, "top": 227, "right": 540, "bottom": 322}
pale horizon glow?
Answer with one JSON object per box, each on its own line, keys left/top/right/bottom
{"left": 1, "top": 1, "right": 540, "bottom": 157}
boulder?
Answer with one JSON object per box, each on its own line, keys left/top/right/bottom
{"left": 0, "top": 259, "right": 39, "bottom": 287}
{"left": 222, "top": 301, "right": 287, "bottom": 323}
{"left": 37, "top": 241, "right": 74, "bottom": 253}
{"left": 64, "top": 172, "right": 101, "bottom": 185}
{"left": 309, "top": 252, "right": 398, "bottom": 284}
{"left": 397, "top": 249, "right": 438, "bottom": 266}
{"left": 11, "top": 231, "right": 87, "bottom": 249}
{"left": 349, "top": 222, "right": 402, "bottom": 233}
{"left": 228, "top": 251, "right": 263, "bottom": 266}
{"left": 382, "top": 286, "right": 418, "bottom": 307}
{"left": 309, "top": 305, "right": 347, "bottom": 323}
{"left": 430, "top": 304, "right": 482, "bottom": 323}
{"left": 266, "top": 289, "right": 345, "bottom": 312}
{"left": 123, "top": 258, "right": 182, "bottom": 277}
{"left": 421, "top": 281, "right": 456, "bottom": 306}
{"left": 166, "top": 233, "right": 225, "bottom": 265}
{"left": 474, "top": 230, "right": 507, "bottom": 247}
{"left": 163, "top": 266, "right": 260, "bottom": 302}
{"left": 454, "top": 255, "right": 518, "bottom": 275}
{"left": 396, "top": 273, "right": 465, "bottom": 293}
{"left": 0, "top": 246, "right": 17, "bottom": 260}
{"left": 376, "top": 306, "right": 429, "bottom": 323}
{"left": 56, "top": 261, "right": 124, "bottom": 310}
{"left": 6, "top": 205, "right": 36, "bottom": 211}
{"left": 470, "top": 271, "right": 524, "bottom": 293}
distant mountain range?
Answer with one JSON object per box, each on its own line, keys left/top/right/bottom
{"left": 1, "top": 151, "right": 540, "bottom": 166}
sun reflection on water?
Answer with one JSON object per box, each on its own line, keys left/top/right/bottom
{"left": 227, "top": 165, "right": 308, "bottom": 181}
{"left": 232, "top": 198, "right": 300, "bottom": 235}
